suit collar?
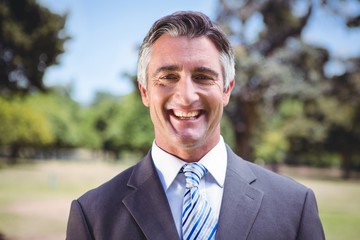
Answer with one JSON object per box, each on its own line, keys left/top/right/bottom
{"left": 151, "top": 137, "right": 228, "bottom": 191}
{"left": 216, "top": 146, "right": 264, "bottom": 240}
{"left": 122, "top": 147, "right": 264, "bottom": 240}
{"left": 123, "top": 151, "right": 179, "bottom": 240}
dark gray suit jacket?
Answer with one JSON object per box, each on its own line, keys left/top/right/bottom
{"left": 66, "top": 146, "right": 325, "bottom": 239}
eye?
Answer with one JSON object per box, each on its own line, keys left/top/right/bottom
{"left": 160, "top": 74, "right": 179, "bottom": 80}
{"left": 194, "top": 75, "right": 213, "bottom": 82}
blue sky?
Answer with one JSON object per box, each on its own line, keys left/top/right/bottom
{"left": 37, "top": 0, "right": 217, "bottom": 104}
{"left": 37, "top": 0, "right": 360, "bottom": 105}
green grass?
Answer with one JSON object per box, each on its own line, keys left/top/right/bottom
{"left": 0, "top": 160, "right": 359, "bottom": 239}
{"left": 0, "top": 160, "right": 129, "bottom": 240}
{"left": 321, "top": 213, "right": 360, "bottom": 240}
{"left": 294, "top": 178, "right": 360, "bottom": 240}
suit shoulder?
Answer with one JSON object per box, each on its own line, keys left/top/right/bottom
{"left": 245, "top": 160, "right": 308, "bottom": 194}
{"left": 226, "top": 146, "right": 308, "bottom": 194}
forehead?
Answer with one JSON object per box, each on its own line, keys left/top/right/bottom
{"left": 148, "top": 34, "right": 221, "bottom": 70}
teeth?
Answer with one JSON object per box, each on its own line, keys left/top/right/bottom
{"left": 173, "top": 110, "right": 200, "bottom": 119}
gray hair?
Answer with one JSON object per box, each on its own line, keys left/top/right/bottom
{"left": 137, "top": 11, "right": 235, "bottom": 90}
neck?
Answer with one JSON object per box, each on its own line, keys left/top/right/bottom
{"left": 156, "top": 136, "right": 220, "bottom": 163}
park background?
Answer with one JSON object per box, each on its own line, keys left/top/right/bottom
{"left": 0, "top": 0, "right": 360, "bottom": 239}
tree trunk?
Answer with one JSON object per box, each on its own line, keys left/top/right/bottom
{"left": 226, "top": 101, "right": 259, "bottom": 161}
{"left": 8, "top": 144, "right": 20, "bottom": 164}
{"left": 341, "top": 151, "right": 352, "bottom": 179}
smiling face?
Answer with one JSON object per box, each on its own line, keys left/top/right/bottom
{"left": 139, "top": 34, "right": 234, "bottom": 162}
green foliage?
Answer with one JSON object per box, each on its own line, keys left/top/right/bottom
{"left": 255, "top": 131, "right": 289, "bottom": 164}
{"left": 115, "top": 92, "right": 154, "bottom": 153}
{"left": 90, "top": 92, "right": 124, "bottom": 155}
{"left": 76, "top": 107, "right": 102, "bottom": 149}
{"left": 221, "top": 114, "right": 235, "bottom": 149}
{"left": 0, "top": 0, "right": 68, "bottom": 93}
{"left": 25, "top": 92, "right": 89, "bottom": 148}
{"left": 91, "top": 91, "right": 153, "bottom": 157}
{"left": 0, "top": 96, "right": 53, "bottom": 147}
{"left": 253, "top": 100, "right": 297, "bottom": 165}
{"left": 0, "top": 89, "right": 154, "bottom": 160}
{"left": 217, "top": 0, "right": 360, "bottom": 174}
{"left": 1, "top": 0, "right": 359, "bottom": 172}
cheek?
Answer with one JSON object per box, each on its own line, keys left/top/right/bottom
{"left": 151, "top": 87, "right": 174, "bottom": 105}
{"left": 148, "top": 90, "right": 170, "bottom": 117}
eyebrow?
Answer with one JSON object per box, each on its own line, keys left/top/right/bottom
{"left": 152, "top": 65, "right": 219, "bottom": 78}
{"left": 193, "top": 67, "right": 219, "bottom": 78}
{"left": 152, "top": 65, "right": 182, "bottom": 77}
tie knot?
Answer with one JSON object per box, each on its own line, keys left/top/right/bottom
{"left": 182, "top": 162, "right": 207, "bottom": 188}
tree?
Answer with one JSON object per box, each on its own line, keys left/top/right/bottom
{"left": 0, "top": 96, "right": 53, "bottom": 163}
{"left": 323, "top": 71, "right": 360, "bottom": 177}
{"left": 26, "top": 91, "right": 85, "bottom": 149}
{"left": 0, "top": 0, "right": 68, "bottom": 94}
{"left": 91, "top": 90, "right": 154, "bottom": 159}
{"left": 216, "top": 0, "right": 316, "bottom": 160}
{"left": 110, "top": 92, "right": 154, "bottom": 156}
{"left": 216, "top": 0, "right": 360, "bottom": 176}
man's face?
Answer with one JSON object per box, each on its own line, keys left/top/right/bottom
{"left": 139, "top": 34, "right": 234, "bottom": 159}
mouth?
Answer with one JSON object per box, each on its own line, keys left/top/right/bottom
{"left": 171, "top": 110, "right": 202, "bottom": 120}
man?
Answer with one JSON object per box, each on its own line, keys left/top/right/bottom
{"left": 66, "top": 11, "right": 325, "bottom": 240}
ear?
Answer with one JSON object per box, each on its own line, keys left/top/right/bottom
{"left": 223, "top": 80, "right": 235, "bottom": 106}
{"left": 138, "top": 83, "right": 150, "bottom": 107}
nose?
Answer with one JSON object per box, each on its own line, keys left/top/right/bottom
{"left": 174, "top": 75, "right": 199, "bottom": 105}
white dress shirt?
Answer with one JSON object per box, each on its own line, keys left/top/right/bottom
{"left": 152, "top": 136, "right": 227, "bottom": 239}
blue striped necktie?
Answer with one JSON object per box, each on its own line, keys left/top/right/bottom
{"left": 181, "top": 163, "right": 218, "bottom": 240}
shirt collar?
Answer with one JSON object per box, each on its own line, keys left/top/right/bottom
{"left": 152, "top": 136, "right": 227, "bottom": 191}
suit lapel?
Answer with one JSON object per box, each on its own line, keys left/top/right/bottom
{"left": 216, "top": 146, "right": 264, "bottom": 240}
{"left": 122, "top": 152, "right": 179, "bottom": 240}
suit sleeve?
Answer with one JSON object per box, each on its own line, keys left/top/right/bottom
{"left": 66, "top": 200, "right": 94, "bottom": 240}
{"left": 296, "top": 189, "right": 325, "bottom": 240}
